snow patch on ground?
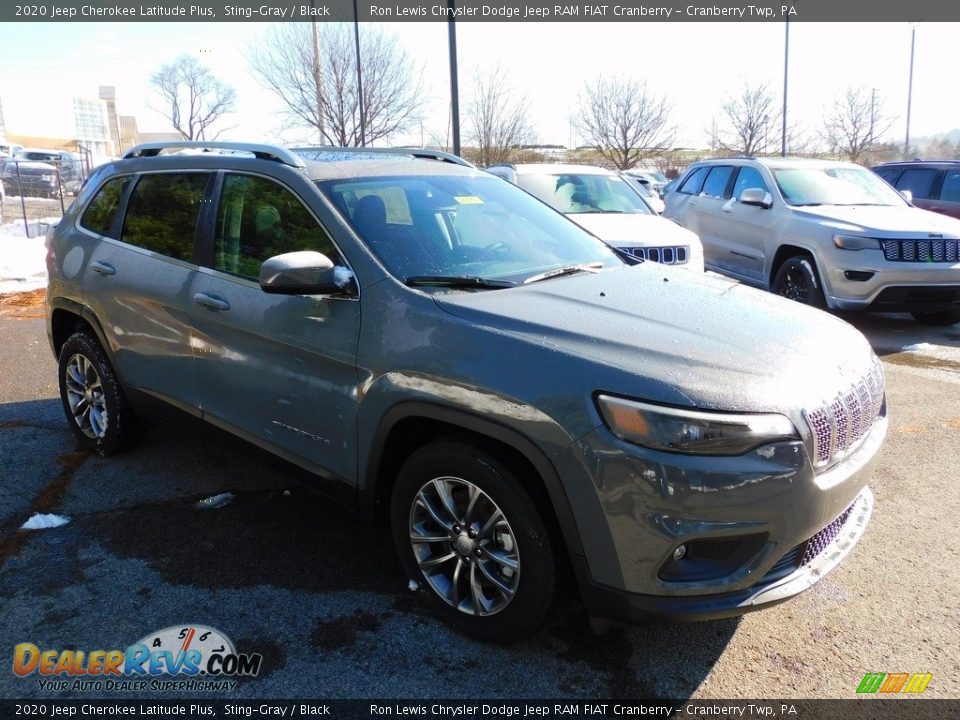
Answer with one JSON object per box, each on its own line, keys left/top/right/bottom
{"left": 20, "top": 513, "right": 70, "bottom": 530}
{"left": 0, "top": 218, "right": 56, "bottom": 293}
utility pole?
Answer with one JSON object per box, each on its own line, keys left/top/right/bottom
{"left": 353, "top": 0, "right": 366, "bottom": 146}
{"left": 905, "top": 23, "right": 917, "bottom": 158}
{"left": 310, "top": 0, "right": 324, "bottom": 145}
{"left": 782, "top": 15, "right": 790, "bottom": 157}
{"left": 447, "top": 0, "right": 461, "bottom": 156}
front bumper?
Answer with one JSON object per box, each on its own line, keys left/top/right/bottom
{"left": 575, "top": 487, "right": 873, "bottom": 623}
{"left": 562, "top": 412, "right": 885, "bottom": 623}
{"left": 822, "top": 249, "right": 960, "bottom": 311}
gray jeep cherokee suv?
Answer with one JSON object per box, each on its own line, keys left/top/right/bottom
{"left": 46, "top": 142, "right": 887, "bottom": 641}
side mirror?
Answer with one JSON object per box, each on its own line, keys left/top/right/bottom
{"left": 740, "top": 187, "right": 773, "bottom": 209}
{"left": 899, "top": 189, "right": 913, "bottom": 204}
{"left": 259, "top": 251, "right": 352, "bottom": 295}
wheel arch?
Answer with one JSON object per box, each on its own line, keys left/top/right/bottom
{"left": 363, "top": 402, "right": 584, "bottom": 557}
{"left": 769, "top": 243, "right": 819, "bottom": 288}
{"left": 49, "top": 299, "right": 115, "bottom": 366}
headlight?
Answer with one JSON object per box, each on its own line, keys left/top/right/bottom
{"left": 833, "top": 235, "right": 879, "bottom": 251}
{"left": 596, "top": 395, "right": 798, "bottom": 456}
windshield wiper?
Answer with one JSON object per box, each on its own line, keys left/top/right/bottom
{"left": 523, "top": 262, "right": 604, "bottom": 285}
{"left": 404, "top": 275, "right": 516, "bottom": 289}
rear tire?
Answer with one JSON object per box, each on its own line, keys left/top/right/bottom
{"left": 772, "top": 255, "right": 826, "bottom": 309}
{"left": 390, "top": 440, "right": 556, "bottom": 642}
{"left": 58, "top": 332, "right": 136, "bottom": 456}
{"left": 911, "top": 310, "right": 960, "bottom": 326}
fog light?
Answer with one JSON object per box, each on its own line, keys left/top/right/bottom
{"left": 673, "top": 544, "right": 687, "bottom": 561}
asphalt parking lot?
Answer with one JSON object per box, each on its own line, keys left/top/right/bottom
{"left": 0, "top": 305, "right": 958, "bottom": 701}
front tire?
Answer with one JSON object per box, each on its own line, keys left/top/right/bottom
{"left": 58, "top": 332, "right": 135, "bottom": 456}
{"left": 911, "top": 309, "right": 960, "bottom": 326}
{"left": 772, "top": 255, "right": 826, "bottom": 309}
{"left": 390, "top": 440, "right": 556, "bottom": 642}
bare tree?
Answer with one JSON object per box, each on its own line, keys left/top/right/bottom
{"left": 150, "top": 55, "right": 236, "bottom": 141}
{"left": 822, "top": 87, "right": 894, "bottom": 163}
{"left": 574, "top": 77, "right": 674, "bottom": 170}
{"left": 708, "top": 83, "right": 781, "bottom": 156}
{"left": 249, "top": 24, "right": 423, "bottom": 146}
{"left": 466, "top": 67, "right": 533, "bottom": 166}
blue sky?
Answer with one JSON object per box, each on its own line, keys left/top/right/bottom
{"left": 1, "top": 21, "right": 957, "bottom": 150}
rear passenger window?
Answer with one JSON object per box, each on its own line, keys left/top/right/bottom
{"left": 939, "top": 171, "right": 960, "bottom": 202}
{"left": 896, "top": 169, "right": 939, "bottom": 199}
{"left": 678, "top": 167, "right": 708, "bottom": 195}
{"left": 701, "top": 166, "right": 734, "bottom": 198}
{"left": 214, "top": 174, "right": 339, "bottom": 280}
{"left": 121, "top": 173, "right": 209, "bottom": 261}
{"left": 80, "top": 177, "right": 130, "bottom": 238}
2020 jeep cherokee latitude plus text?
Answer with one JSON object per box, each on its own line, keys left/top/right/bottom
{"left": 46, "top": 142, "right": 887, "bottom": 641}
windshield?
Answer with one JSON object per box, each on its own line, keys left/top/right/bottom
{"left": 517, "top": 173, "right": 654, "bottom": 215}
{"left": 317, "top": 174, "right": 621, "bottom": 284}
{"left": 773, "top": 166, "right": 907, "bottom": 207}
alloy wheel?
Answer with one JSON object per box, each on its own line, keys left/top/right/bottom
{"left": 64, "top": 353, "right": 108, "bottom": 439}
{"left": 408, "top": 476, "right": 520, "bottom": 616}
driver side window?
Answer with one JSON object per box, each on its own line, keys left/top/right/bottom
{"left": 733, "top": 167, "right": 769, "bottom": 201}
{"left": 215, "top": 174, "right": 339, "bottom": 280}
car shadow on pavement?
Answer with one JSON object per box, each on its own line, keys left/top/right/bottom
{"left": 1, "top": 399, "right": 738, "bottom": 699}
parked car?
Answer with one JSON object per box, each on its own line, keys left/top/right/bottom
{"left": 665, "top": 157, "right": 960, "bottom": 325}
{"left": 623, "top": 168, "right": 668, "bottom": 195}
{"left": 0, "top": 142, "right": 24, "bottom": 157}
{"left": 15, "top": 148, "right": 83, "bottom": 194}
{"left": 620, "top": 173, "right": 666, "bottom": 214}
{"left": 872, "top": 160, "right": 960, "bottom": 221}
{"left": 1, "top": 159, "right": 61, "bottom": 198}
{"left": 487, "top": 163, "right": 702, "bottom": 270}
{"left": 47, "top": 141, "right": 886, "bottom": 641}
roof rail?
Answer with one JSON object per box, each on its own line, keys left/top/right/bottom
{"left": 123, "top": 141, "right": 307, "bottom": 170}
{"left": 291, "top": 146, "right": 474, "bottom": 168}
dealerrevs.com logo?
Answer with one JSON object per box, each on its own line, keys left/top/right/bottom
{"left": 857, "top": 672, "right": 933, "bottom": 694}
{"left": 13, "top": 625, "right": 262, "bottom": 692}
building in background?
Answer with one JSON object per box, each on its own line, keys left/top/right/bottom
{"left": 3, "top": 86, "right": 180, "bottom": 167}
{"left": 74, "top": 97, "right": 112, "bottom": 156}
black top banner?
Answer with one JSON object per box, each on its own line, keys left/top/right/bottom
{"left": 2, "top": 0, "right": 956, "bottom": 23}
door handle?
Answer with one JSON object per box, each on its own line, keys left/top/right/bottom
{"left": 90, "top": 261, "right": 116, "bottom": 276}
{"left": 193, "top": 293, "right": 231, "bottom": 311}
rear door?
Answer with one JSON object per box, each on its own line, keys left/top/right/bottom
{"left": 188, "top": 171, "right": 361, "bottom": 487}
{"left": 81, "top": 171, "right": 211, "bottom": 414}
{"left": 685, "top": 165, "right": 736, "bottom": 274}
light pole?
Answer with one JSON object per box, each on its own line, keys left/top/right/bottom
{"left": 904, "top": 23, "right": 917, "bottom": 158}
{"left": 353, "top": 0, "right": 366, "bottom": 146}
{"left": 782, "top": 14, "right": 790, "bottom": 156}
{"left": 447, "top": 0, "right": 461, "bottom": 156}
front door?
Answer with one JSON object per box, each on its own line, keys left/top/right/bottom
{"left": 188, "top": 172, "right": 361, "bottom": 486}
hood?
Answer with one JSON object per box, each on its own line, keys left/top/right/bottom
{"left": 793, "top": 204, "right": 960, "bottom": 238}
{"left": 569, "top": 212, "right": 699, "bottom": 248}
{"left": 434, "top": 264, "right": 876, "bottom": 414}
{"left": 4, "top": 161, "right": 56, "bottom": 173}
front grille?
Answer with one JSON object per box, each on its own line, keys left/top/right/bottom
{"left": 801, "top": 505, "right": 855, "bottom": 565}
{"left": 620, "top": 245, "right": 689, "bottom": 264}
{"left": 760, "top": 502, "right": 856, "bottom": 583}
{"left": 882, "top": 238, "right": 960, "bottom": 263}
{"left": 803, "top": 361, "right": 885, "bottom": 468}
